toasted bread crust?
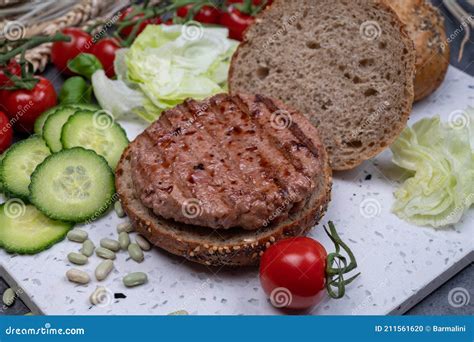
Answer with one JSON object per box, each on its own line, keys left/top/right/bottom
{"left": 228, "top": 0, "right": 416, "bottom": 171}
{"left": 116, "top": 95, "right": 332, "bottom": 266}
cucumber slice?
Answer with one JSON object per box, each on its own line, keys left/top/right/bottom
{"left": 0, "top": 136, "right": 51, "bottom": 199}
{"left": 61, "top": 111, "right": 129, "bottom": 169}
{"left": 43, "top": 108, "right": 89, "bottom": 152}
{"left": 0, "top": 202, "right": 73, "bottom": 254}
{"left": 35, "top": 104, "right": 99, "bottom": 136}
{"left": 29, "top": 147, "right": 115, "bottom": 223}
{"left": 34, "top": 106, "right": 60, "bottom": 136}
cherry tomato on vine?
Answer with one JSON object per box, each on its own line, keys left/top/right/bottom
{"left": 177, "top": 4, "right": 221, "bottom": 24}
{"left": 51, "top": 28, "right": 93, "bottom": 75}
{"left": 0, "top": 60, "right": 21, "bottom": 87}
{"left": 3, "top": 76, "right": 57, "bottom": 133}
{"left": 91, "top": 38, "right": 120, "bottom": 78}
{"left": 259, "top": 237, "right": 328, "bottom": 310}
{"left": 0, "top": 111, "right": 13, "bottom": 153}
{"left": 219, "top": 6, "right": 255, "bottom": 41}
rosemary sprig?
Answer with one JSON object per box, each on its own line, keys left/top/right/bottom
{"left": 324, "top": 221, "right": 361, "bottom": 299}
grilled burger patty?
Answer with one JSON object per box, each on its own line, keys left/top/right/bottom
{"left": 129, "top": 93, "right": 328, "bottom": 230}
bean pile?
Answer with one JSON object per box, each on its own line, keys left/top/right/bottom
{"left": 65, "top": 201, "right": 151, "bottom": 305}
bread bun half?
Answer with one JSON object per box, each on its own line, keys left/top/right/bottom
{"left": 229, "top": 0, "right": 416, "bottom": 170}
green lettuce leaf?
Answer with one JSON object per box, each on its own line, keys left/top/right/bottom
{"left": 390, "top": 112, "right": 474, "bottom": 228}
{"left": 92, "top": 70, "right": 148, "bottom": 118}
{"left": 125, "top": 25, "right": 238, "bottom": 118}
{"left": 92, "top": 25, "right": 238, "bottom": 122}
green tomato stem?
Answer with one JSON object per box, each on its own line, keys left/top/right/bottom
{"left": 324, "top": 221, "right": 360, "bottom": 299}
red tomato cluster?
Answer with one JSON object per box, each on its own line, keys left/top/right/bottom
{"left": 118, "top": 7, "right": 168, "bottom": 38}
{"left": 177, "top": 0, "right": 273, "bottom": 41}
{"left": 0, "top": 27, "right": 120, "bottom": 136}
{"left": 51, "top": 28, "right": 120, "bottom": 78}
{"left": 177, "top": 4, "right": 221, "bottom": 24}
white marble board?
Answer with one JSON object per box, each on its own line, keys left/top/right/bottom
{"left": 0, "top": 66, "right": 473, "bottom": 315}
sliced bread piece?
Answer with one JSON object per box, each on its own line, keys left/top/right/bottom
{"left": 229, "top": 0, "right": 416, "bottom": 170}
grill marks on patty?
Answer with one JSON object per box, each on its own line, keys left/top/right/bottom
{"left": 130, "top": 94, "right": 323, "bottom": 230}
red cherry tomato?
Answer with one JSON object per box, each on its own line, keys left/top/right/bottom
{"left": 219, "top": 6, "right": 255, "bottom": 41}
{"left": 0, "top": 111, "right": 13, "bottom": 153}
{"left": 259, "top": 237, "right": 328, "bottom": 310}
{"left": 3, "top": 76, "right": 57, "bottom": 133}
{"left": 177, "top": 4, "right": 221, "bottom": 24}
{"left": 91, "top": 38, "right": 120, "bottom": 78}
{"left": 119, "top": 7, "right": 157, "bottom": 38}
{"left": 51, "top": 28, "right": 93, "bottom": 75}
{"left": 177, "top": 4, "right": 191, "bottom": 18}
